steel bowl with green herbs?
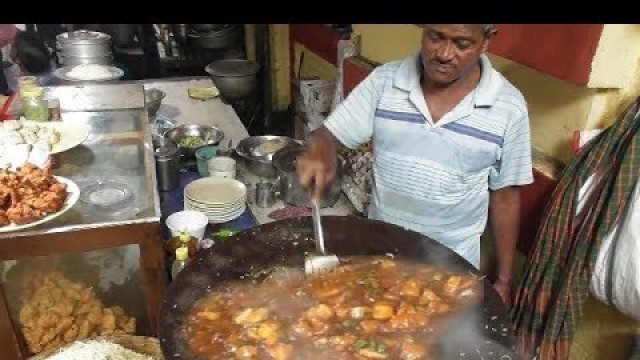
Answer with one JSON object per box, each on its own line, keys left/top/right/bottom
{"left": 164, "top": 124, "right": 225, "bottom": 159}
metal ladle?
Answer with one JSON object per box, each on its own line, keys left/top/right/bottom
{"left": 304, "top": 197, "right": 340, "bottom": 275}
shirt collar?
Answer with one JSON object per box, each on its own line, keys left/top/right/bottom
{"left": 393, "top": 51, "right": 503, "bottom": 107}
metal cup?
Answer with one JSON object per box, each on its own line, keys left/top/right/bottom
{"left": 255, "top": 181, "right": 276, "bottom": 208}
{"left": 154, "top": 146, "right": 180, "bottom": 192}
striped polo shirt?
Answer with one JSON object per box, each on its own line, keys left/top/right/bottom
{"left": 324, "top": 52, "right": 534, "bottom": 268}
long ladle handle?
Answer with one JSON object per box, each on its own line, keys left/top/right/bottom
{"left": 310, "top": 198, "right": 326, "bottom": 254}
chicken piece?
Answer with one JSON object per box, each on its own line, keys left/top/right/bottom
{"left": 418, "top": 289, "right": 442, "bottom": 305}
{"left": 400, "top": 278, "right": 423, "bottom": 298}
{"left": 62, "top": 323, "right": 79, "bottom": 343}
{"left": 40, "top": 327, "right": 58, "bottom": 345}
{"left": 328, "top": 334, "right": 356, "bottom": 351}
{"left": 234, "top": 308, "right": 269, "bottom": 325}
{"left": 427, "top": 300, "right": 452, "bottom": 314}
{"left": 290, "top": 319, "right": 313, "bottom": 338}
{"left": 27, "top": 341, "right": 43, "bottom": 355}
{"left": 312, "top": 282, "right": 344, "bottom": 299}
{"left": 350, "top": 306, "right": 371, "bottom": 320}
{"left": 18, "top": 304, "right": 36, "bottom": 325}
{"left": 78, "top": 319, "right": 92, "bottom": 339}
{"left": 196, "top": 311, "right": 221, "bottom": 321}
{"left": 360, "top": 320, "right": 381, "bottom": 334}
{"left": 99, "top": 311, "right": 117, "bottom": 334}
{"left": 36, "top": 313, "right": 58, "bottom": 329}
{"left": 443, "top": 275, "right": 462, "bottom": 295}
{"left": 23, "top": 329, "right": 43, "bottom": 348}
{"left": 306, "top": 304, "right": 334, "bottom": 321}
{"left": 54, "top": 316, "right": 73, "bottom": 335}
{"left": 257, "top": 320, "right": 280, "bottom": 345}
{"left": 266, "top": 343, "right": 293, "bottom": 360}
{"left": 335, "top": 306, "right": 350, "bottom": 319}
{"left": 371, "top": 302, "right": 394, "bottom": 321}
{"left": 235, "top": 345, "right": 258, "bottom": 359}
{"left": 50, "top": 300, "right": 73, "bottom": 317}
{"left": 0, "top": 210, "right": 9, "bottom": 227}
{"left": 120, "top": 317, "right": 136, "bottom": 334}
{"left": 86, "top": 307, "right": 103, "bottom": 325}
{"left": 400, "top": 339, "right": 426, "bottom": 360}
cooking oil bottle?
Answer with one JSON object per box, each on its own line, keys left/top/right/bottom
{"left": 171, "top": 247, "right": 190, "bottom": 280}
{"left": 166, "top": 230, "right": 198, "bottom": 260}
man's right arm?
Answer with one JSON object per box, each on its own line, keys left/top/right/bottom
{"left": 297, "top": 67, "right": 384, "bottom": 199}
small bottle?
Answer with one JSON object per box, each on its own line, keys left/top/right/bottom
{"left": 21, "top": 86, "right": 49, "bottom": 122}
{"left": 166, "top": 230, "right": 198, "bottom": 259}
{"left": 171, "top": 247, "right": 190, "bottom": 280}
{"left": 47, "top": 96, "right": 61, "bottom": 121}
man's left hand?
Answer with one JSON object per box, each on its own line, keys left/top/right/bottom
{"left": 493, "top": 278, "right": 512, "bottom": 310}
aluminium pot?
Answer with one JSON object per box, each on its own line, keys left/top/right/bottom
{"left": 187, "top": 26, "right": 236, "bottom": 50}
{"left": 234, "top": 135, "right": 303, "bottom": 179}
{"left": 189, "top": 24, "right": 229, "bottom": 33}
{"left": 56, "top": 30, "right": 113, "bottom": 67}
{"left": 272, "top": 143, "right": 343, "bottom": 208}
{"left": 204, "top": 59, "right": 260, "bottom": 101}
{"left": 158, "top": 216, "right": 519, "bottom": 360}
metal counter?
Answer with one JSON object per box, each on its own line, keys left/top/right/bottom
{"left": 0, "top": 83, "right": 161, "bottom": 240}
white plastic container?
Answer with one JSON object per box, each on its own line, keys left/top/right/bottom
{"left": 166, "top": 210, "right": 208, "bottom": 240}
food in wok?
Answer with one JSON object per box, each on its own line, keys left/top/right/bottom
{"left": 183, "top": 256, "right": 481, "bottom": 360}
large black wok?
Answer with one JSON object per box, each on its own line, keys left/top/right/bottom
{"left": 158, "top": 216, "right": 520, "bottom": 360}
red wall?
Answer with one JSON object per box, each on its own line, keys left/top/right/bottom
{"left": 488, "top": 24, "right": 604, "bottom": 86}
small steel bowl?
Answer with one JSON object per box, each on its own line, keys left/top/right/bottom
{"left": 163, "top": 124, "right": 225, "bottom": 159}
{"left": 145, "top": 88, "right": 166, "bottom": 117}
{"left": 234, "top": 135, "right": 302, "bottom": 178}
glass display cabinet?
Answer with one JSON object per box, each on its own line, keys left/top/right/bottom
{"left": 0, "top": 83, "right": 168, "bottom": 359}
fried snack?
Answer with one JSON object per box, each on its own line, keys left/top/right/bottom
{"left": 16, "top": 270, "right": 137, "bottom": 355}
{"left": 0, "top": 164, "right": 68, "bottom": 227}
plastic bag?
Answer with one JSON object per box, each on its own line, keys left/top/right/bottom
{"left": 590, "top": 179, "right": 640, "bottom": 320}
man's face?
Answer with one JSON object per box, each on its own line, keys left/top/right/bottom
{"left": 420, "top": 24, "right": 492, "bottom": 86}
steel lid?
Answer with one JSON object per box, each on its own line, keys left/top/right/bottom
{"left": 205, "top": 59, "right": 260, "bottom": 77}
{"left": 57, "top": 30, "right": 111, "bottom": 45}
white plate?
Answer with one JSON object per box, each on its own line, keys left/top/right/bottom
{"left": 14, "top": 120, "right": 90, "bottom": 154}
{"left": 184, "top": 194, "right": 246, "bottom": 208}
{"left": 0, "top": 176, "right": 80, "bottom": 233}
{"left": 184, "top": 178, "right": 247, "bottom": 205}
{"left": 185, "top": 202, "right": 245, "bottom": 224}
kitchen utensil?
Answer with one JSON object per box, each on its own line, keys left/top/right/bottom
{"left": 304, "top": 198, "right": 340, "bottom": 274}
{"left": 183, "top": 178, "right": 247, "bottom": 224}
{"left": 165, "top": 210, "right": 209, "bottom": 240}
{"left": 195, "top": 146, "right": 218, "bottom": 176}
{"left": 144, "top": 88, "right": 166, "bottom": 117}
{"left": 163, "top": 124, "right": 225, "bottom": 159}
{"left": 207, "top": 156, "right": 236, "bottom": 179}
{"left": 234, "top": 135, "right": 302, "bottom": 178}
{"left": 254, "top": 181, "right": 276, "bottom": 208}
{"left": 154, "top": 146, "right": 180, "bottom": 192}
{"left": 158, "top": 216, "right": 518, "bottom": 360}
{"left": 204, "top": 59, "right": 260, "bottom": 101}
{"left": 56, "top": 30, "right": 113, "bottom": 67}
{"left": 272, "top": 143, "right": 342, "bottom": 208}
{"left": 79, "top": 179, "right": 134, "bottom": 213}
{"left": 188, "top": 26, "right": 236, "bottom": 50}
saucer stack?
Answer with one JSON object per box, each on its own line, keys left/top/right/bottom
{"left": 183, "top": 178, "right": 247, "bottom": 223}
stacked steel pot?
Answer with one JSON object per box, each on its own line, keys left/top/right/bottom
{"left": 56, "top": 30, "right": 113, "bottom": 67}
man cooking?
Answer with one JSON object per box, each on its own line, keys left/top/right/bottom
{"left": 296, "top": 24, "right": 534, "bottom": 308}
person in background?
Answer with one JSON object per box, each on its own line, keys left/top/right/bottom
{"left": 296, "top": 24, "right": 534, "bottom": 308}
{"left": 10, "top": 30, "right": 58, "bottom": 87}
{"left": 0, "top": 24, "right": 18, "bottom": 96}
